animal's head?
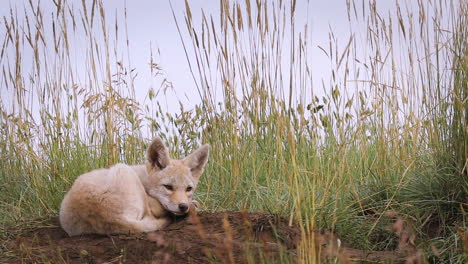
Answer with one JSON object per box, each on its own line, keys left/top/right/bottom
{"left": 145, "top": 137, "right": 209, "bottom": 215}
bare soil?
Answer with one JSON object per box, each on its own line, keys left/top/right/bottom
{"left": 1, "top": 211, "right": 406, "bottom": 263}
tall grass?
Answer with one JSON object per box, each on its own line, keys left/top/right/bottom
{"left": 1, "top": 0, "right": 466, "bottom": 263}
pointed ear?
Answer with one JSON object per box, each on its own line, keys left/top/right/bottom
{"left": 147, "top": 137, "right": 170, "bottom": 170}
{"left": 184, "top": 144, "right": 210, "bottom": 178}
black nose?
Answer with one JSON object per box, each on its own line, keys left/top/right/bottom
{"left": 178, "top": 203, "right": 189, "bottom": 212}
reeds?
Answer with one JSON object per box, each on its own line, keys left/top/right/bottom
{"left": 1, "top": 0, "right": 466, "bottom": 262}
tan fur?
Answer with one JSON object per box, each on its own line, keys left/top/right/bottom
{"left": 59, "top": 137, "right": 209, "bottom": 236}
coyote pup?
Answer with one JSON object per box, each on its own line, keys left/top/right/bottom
{"left": 59, "top": 137, "right": 209, "bottom": 236}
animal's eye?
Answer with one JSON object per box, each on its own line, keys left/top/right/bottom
{"left": 186, "top": 186, "right": 193, "bottom": 192}
{"left": 163, "top": 185, "right": 174, "bottom": 191}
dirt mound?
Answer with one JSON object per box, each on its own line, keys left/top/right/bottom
{"left": 2, "top": 211, "right": 407, "bottom": 263}
{"left": 2, "top": 211, "right": 300, "bottom": 263}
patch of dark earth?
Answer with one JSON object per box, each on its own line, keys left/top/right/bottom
{"left": 1, "top": 211, "right": 406, "bottom": 263}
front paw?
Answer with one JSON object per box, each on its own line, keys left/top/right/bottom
{"left": 191, "top": 200, "right": 200, "bottom": 212}
{"left": 160, "top": 217, "right": 171, "bottom": 228}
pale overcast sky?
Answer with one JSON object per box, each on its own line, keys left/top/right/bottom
{"left": 0, "top": 0, "right": 446, "bottom": 114}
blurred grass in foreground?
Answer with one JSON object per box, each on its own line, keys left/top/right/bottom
{"left": 1, "top": 0, "right": 466, "bottom": 263}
